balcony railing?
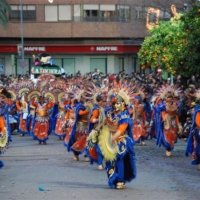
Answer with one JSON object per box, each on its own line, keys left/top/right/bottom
{"left": 74, "top": 16, "right": 130, "bottom": 22}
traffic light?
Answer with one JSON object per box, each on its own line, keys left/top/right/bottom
{"left": 11, "top": 54, "right": 17, "bottom": 67}
{"left": 14, "top": 56, "right": 17, "bottom": 67}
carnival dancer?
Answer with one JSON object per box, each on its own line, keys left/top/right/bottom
{"left": 98, "top": 84, "right": 137, "bottom": 189}
{"left": 87, "top": 93, "right": 106, "bottom": 170}
{"left": 6, "top": 89, "right": 18, "bottom": 135}
{"left": 63, "top": 89, "right": 90, "bottom": 161}
{"left": 54, "top": 92, "right": 69, "bottom": 140}
{"left": 161, "top": 93, "right": 182, "bottom": 156}
{"left": 131, "top": 95, "right": 150, "bottom": 146}
{"left": 0, "top": 91, "right": 11, "bottom": 169}
{"left": 149, "top": 97, "right": 164, "bottom": 140}
{"left": 154, "top": 84, "right": 183, "bottom": 156}
{"left": 31, "top": 95, "right": 54, "bottom": 144}
{"left": 8, "top": 100, "right": 18, "bottom": 134}
{"left": 16, "top": 92, "right": 29, "bottom": 136}
{"left": 26, "top": 90, "right": 41, "bottom": 138}
{"left": 186, "top": 90, "right": 200, "bottom": 170}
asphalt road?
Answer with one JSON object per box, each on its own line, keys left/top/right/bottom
{"left": 0, "top": 133, "right": 200, "bottom": 200}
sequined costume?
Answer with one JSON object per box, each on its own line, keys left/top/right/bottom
{"left": 98, "top": 82, "right": 137, "bottom": 189}
{"left": 0, "top": 95, "right": 10, "bottom": 169}
{"left": 157, "top": 95, "right": 182, "bottom": 156}
{"left": 87, "top": 104, "right": 105, "bottom": 169}
{"left": 16, "top": 96, "right": 29, "bottom": 136}
{"left": 104, "top": 109, "right": 136, "bottom": 189}
{"left": 130, "top": 98, "right": 150, "bottom": 145}
{"left": 54, "top": 100, "right": 68, "bottom": 139}
{"left": 31, "top": 99, "right": 54, "bottom": 143}
{"left": 64, "top": 101, "right": 89, "bottom": 160}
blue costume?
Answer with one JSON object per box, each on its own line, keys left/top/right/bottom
{"left": 105, "top": 109, "right": 137, "bottom": 189}
{"left": 186, "top": 105, "right": 200, "bottom": 168}
{"left": 87, "top": 104, "right": 104, "bottom": 168}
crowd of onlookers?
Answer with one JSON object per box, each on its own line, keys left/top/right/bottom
{"left": 1, "top": 70, "right": 200, "bottom": 94}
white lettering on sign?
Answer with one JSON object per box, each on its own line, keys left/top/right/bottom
{"left": 96, "top": 46, "right": 118, "bottom": 51}
{"left": 24, "top": 47, "right": 46, "bottom": 52}
{"left": 31, "top": 67, "right": 61, "bottom": 74}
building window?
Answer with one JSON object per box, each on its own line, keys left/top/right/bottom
{"left": 9, "top": 5, "right": 36, "bottom": 21}
{"left": 135, "top": 6, "right": 145, "bottom": 20}
{"left": 45, "top": 5, "right": 71, "bottom": 21}
{"left": 100, "top": 5, "right": 116, "bottom": 21}
{"left": 74, "top": 4, "right": 130, "bottom": 22}
{"left": 117, "top": 5, "right": 130, "bottom": 22}
{"left": 83, "top": 4, "right": 99, "bottom": 21}
{"left": 74, "top": 5, "right": 81, "bottom": 22}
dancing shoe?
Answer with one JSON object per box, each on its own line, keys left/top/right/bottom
{"left": 73, "top": 154, "right": 79, "bottom": 161}
{"left": 166, "top": 151, "right": 172, "bottom": 157}
{"left": 116, "top": 182, "right": 125, "bottom": 189}
{"left": 141, "top": 141, "right": 146, "bottom": 146}
{"left": 83, "top": 157, "right": 90, "bottom": 162}
{"left": 97, "top": 165, "right": 104, "bottom": 170}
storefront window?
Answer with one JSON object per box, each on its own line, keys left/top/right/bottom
{"left": 52, "top": 58, "right": 62, "bottom": 67}
{"left": 16, "top": 58, "right": 29, "bottom": 75}
{"left": 63, "top": 58, "right": 75, "bottom": 75}
{"left": 134, "top": 58, "right": 141, "bottom": 73}
{"left": 90, "top": 58, "right": 107, "bottom": 74}
{"left": 132, "top": 57, "right": 137, "bottom": 72}
{"left": 9, "top": 5, "right": 36, "bottom": 22}
{"left": 0, "top": 58, "right": 5, "bottom": 74}
{"left": 119, "top": 58, "right": 124, "bottom": 72}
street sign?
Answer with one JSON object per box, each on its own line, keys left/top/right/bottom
{"left": 0, "top": 65, "right": 4, "bottom": 73}
{"left": 17, "top": 44, "right": 22, "bottom": 57}
{"left": 20, "top": 60, "right": 26, "bottom": 68}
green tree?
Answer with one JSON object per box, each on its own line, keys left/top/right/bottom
{"left": 0, "top": 0, "right": 11, "bottom": 29}
{"left": 138, "top": 3, "right": 200, "bottom": 77}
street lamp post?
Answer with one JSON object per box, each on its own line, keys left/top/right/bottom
{"left": 19, "top": 0, "right": 24, "bottom": 62}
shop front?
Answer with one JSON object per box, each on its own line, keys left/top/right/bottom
{"left": 0, "top": 44, "right": 141, "bottom": 76}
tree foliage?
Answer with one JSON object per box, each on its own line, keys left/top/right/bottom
{"left": 0, "top": 0, "right": 11, "bottom": 29}
{"left": 138, "top": 3, "right": 200, "bottom": 77}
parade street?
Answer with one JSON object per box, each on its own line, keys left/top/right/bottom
{"left": 0, "top": 134, "right": 199, "bottom": 200}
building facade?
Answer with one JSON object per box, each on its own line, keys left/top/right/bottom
{"left": 0, "top": 0, "right": 184, "bottom": 76}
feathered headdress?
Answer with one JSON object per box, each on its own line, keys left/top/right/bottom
{"left": 114, "top": 80, "right": 137, "bottom": 105}
{"left": 85, "top": 82, "right": 107, "bottom": 104}
{"left": 152, "top": 83, "right": 183, "bottom": 102}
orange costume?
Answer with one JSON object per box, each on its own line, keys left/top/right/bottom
{"left": 31, "top": 100, "right": 54, "bottom": 143}
{"left": 131, "top": 99, "right": 150, "bottom": 145}
{"left": 64, "top": 101, "right": 89, "bottom": 161}
{"left": 16, "top": 97, "right": 29, "bottom": 135}
{"left": 54, "top": 100, "right": 69, "bottom": 139}
{"left": 160, "top": 96, "right": 182, "bottom": 156}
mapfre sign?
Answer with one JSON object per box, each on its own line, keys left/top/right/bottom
{"left": 96, "top": 46, "right": 118, "bottom": 51}
{"left": 24, "top": 47, "right": 46, "bottom": 51}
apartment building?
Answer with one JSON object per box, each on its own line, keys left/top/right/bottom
{"left": 0, "top": 0, "right": 184, "bottom": 76}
